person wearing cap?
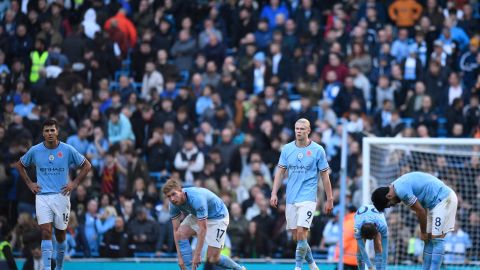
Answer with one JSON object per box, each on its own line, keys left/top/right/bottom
{"left": 371, "top": 171, "right": 458, "bottom": 270}
{"left": 353, "top": 204, "right": 388, "bottom": 270}
{"left": 162, "top": 179, "right": 246, "bottom": 270}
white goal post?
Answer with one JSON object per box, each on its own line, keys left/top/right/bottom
{"left": 362, "top": 137, "right": 480, "bottom": 266}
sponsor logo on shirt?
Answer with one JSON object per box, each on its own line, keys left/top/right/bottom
{"left": 39, "top": 167, "right": 66, "bottom": 175}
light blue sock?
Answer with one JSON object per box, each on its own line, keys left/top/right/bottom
{"left": 295, "top": 240, "right": 308, "bottom": 268}
{"left": 55, "top": 241, "right": 67, "bottom": 270}
{"left": 217, "top": 255, "right": 242, "bottom": 270}
{"left": 356, "top": 254, "right": 366, "bottom": 270}
{"left": 41, "top": 240, "right": 53, "bottom": 270}
{"left": 431, "top": 238, "right": 445, "bottom": 270}
{"left": 178, "top": 239, "right": 192, "bottom": 270}
{"left": 422, "top": 240, "right": 433, "bottom": 270}
{"left": 304, "top": 242, "right": 315, "bottom": 265}
{"left": 375, "top": 253, "right": 383, "bottom": 270}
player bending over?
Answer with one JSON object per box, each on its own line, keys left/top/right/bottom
{"left": 162, "top": 179, "right": 246, "bottom": 270}
{"left": 371, "top": 171, "right": 458, "bottom": 270}
{"left": 354, "top": 204, "right": 388, "bottom": 270}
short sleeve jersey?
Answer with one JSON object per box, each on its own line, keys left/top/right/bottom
{"left": 169, "top": 187, "right": 228, "bottom": 220}
{"left": 354, "top": 204, "right": 388, "bottom": 240}
{"left": 392, "top": 171, "right": 452, "bottom": 209}
{"left": 20, "top": 142, "right": 86, "bottom": 194}
{"left": 278, "top": 141, "right": 329, "bottom": 204}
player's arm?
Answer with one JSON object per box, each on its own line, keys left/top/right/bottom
{"left": 14, "top": 160, "right": 39, "bottom": 194}
{"left": 271, "top": 146, "right": 288, "bottom": 208}
{"left": 410, "top": 200, "right": 428, "bottom": 240}
{"left": 270, "top": 166, "right": 286, "bottom": 207}
{"left": 373, "top": 232, "right": 388, "bottom": 270}
{"left": 193, "top": 218, "right": 207, "bottom": 268}
{"left": 62, "top": 158, "right": 92, "bottom": 195}
{"left": 356, "top": 238, "right": 372, "bottom": 270}
{"left": 171, "top": 216, "right": 187, "bottom": 268}
{"left": 320, "top": 170, "right": 334, "bottom": 214}
{"left": 380, "top": 232, "right": 388, "bottom": 269}
{"left": 73, "top": 159, "right": 92, "bottom": 186}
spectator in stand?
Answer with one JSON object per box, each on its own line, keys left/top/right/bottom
{"left": 127, "top": 207, "right": 159, "bottom": 253}
{"left": 107, "top": 108, "right": 135, "bottom": 145}
{"left": 99, "top": 216, "right": 133, "bottom": 258}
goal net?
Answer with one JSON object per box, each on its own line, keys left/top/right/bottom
{"left": 362, "top": 138, "right": 480, "bottom": 269}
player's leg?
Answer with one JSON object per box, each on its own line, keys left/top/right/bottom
{"left": 295, "top": 202, "right": 318, "bottom": 270}
{"left": 205, "top": 217, "right": 244, "bottom": 270}
{"left": 54, "top": 229, "right": 67, "bottom": 270}
{"left": 52, "top": 194, "right": 71, "bottom": 270}
{"left": 422, "top": 210, "right": 433, "bottom": 270}
{"left": 37, "top": 195, "right": 54, "bottom": 270}
{"left": 176, "top": 222, "right": 196, "bottom": 270}
{"left": 430, "top": 192, "right": 458, "bottom": 270}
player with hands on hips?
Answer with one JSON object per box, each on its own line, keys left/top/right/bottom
{"left": 14, "top": 119, "right": 92, "bottom": 270}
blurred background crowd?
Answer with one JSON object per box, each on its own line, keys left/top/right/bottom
{"left": 0, "top": 0, "right": 479, "bottom": 265}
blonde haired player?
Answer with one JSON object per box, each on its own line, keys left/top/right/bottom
{"left": 163, "top": 179, "right": 246, "bottom": 270}
{"left": 270, "top": 118, "right": 334, "bottom": 270}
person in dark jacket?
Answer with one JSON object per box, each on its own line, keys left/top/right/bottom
{"left": 126, "top": 207, "right": 159, "bottom": 253}
{"left": 100, "top": 217, "right": 132, "bottom": 258}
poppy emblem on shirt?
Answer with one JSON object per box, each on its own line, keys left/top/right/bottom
{"left": 48, "top": 154, "right": 55, "bottom": 161}
{"left": 306, "top": 150, "right": 312, "bottom": 156}
{"left": 297, "top": 153, "right": 303, "bottom": 160}
{"left": 57, "top": 152, "right": 63, "bottom": 158}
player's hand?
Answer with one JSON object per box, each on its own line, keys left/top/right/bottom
{"left": 324, "top": 198, "right": 334, "bottom": 214}
{"left": 28, "top": 182, "right": 40, "bottom": 194}
{"left": 192, "top": 253, "right": 201, "bottom": 269}
{"left": 61, "top": 182, "right": 77, "bottom": 195}
{"left": 420, "top": 233, "right": 429, "bottom": 242}
{"left": 177, "top": 257, "right": 186, "bottom": 270}
{"left": 270, "top": 194, "right": 278, "bottom": 208}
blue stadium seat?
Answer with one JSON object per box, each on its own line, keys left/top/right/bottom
{"left": 401, "top": 118, "right": 415, "bottom": 128}
{"left": 150, "top": 172, "right": 170, "bottom": 189}
{"left": 133, "top": 82, "right": 143, "bottom": 94}
{"left": 109, "top": 82, "right": 120, "bottom": 92}
{"left": 437, "top": 117, "right": 448, "bottom": 137}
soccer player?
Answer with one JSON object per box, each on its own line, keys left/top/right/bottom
{"left": 14, "top": 119, "right": 92, "bottom": 270}
{"left": 270, "top": 118, "right": 334, "bottom": 270}
{"left": 371, "top": 171, "right": 458, "bottom": 270}
{"left": 354, "top": 204, "right": 388, "bottom": 270}
{"left": 162, "top": 179, "right": 246, "bottom": 270}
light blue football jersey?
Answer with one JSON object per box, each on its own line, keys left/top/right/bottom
{"left": 392, "top": 171, "right": 453, "bottom": 209}
{"left": 354, "top": 204, "right": 388, "bottom": 240}
{"left": 278, "top": 141, "right": 329, "bottom": 204}
{"left": 169, "top": 187, "right": 228, "bottom": 220}
{"left": 20, "top": 142, "right": 86, "bottom": 195}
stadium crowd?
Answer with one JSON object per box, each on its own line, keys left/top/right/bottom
{"left": 0, "top": 0, "right": 479, "bottom": 266}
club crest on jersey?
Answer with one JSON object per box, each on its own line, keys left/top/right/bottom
{"left": 306, "top": 150, "right": 312, "bottom": 156}
{"left": 297, "top": 153, "right": 303, "bottom": 160}
{"left": 57, "top": 151, "right": 63, "bottom": 158}
{"left": 48, "top": 154, "right": 55, "bottom": 161}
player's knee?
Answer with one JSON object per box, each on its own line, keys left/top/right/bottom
{"left": 176, "top": 229, "right": 189, "bottom": 240}
{"left": 207, "top": 254, "right": 220, "bottom": 264}
{"left": 41, "top": 228, "right": 52, "bottom": 239}
{"left": 55, "top": 231, "right": 66, "bottom": 243}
